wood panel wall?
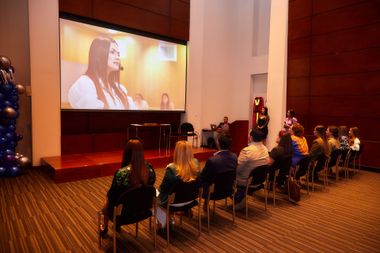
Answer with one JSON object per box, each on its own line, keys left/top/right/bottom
{"left": 58, "top": 0, "right": 189, "bottom": 155}
{"left": 287, "top": 0, "right": 380, "bottom": 169}
{"left": 59, "top": 0, "right": 190, "bottom": 41}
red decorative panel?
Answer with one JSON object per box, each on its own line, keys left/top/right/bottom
{"left": 312, "top": 23, "right": 380, "bottom": 56}
{"left": 93, "top": 133, "right": 126, "bottom": 152}
{"left": 288, "top": 57, "right": 310, "bottom": 77}
{"left": 287, "top": 77, "right": 309, "bottom": 97}
{"left": 61, "top": 134, "right": 94, "bottom": 154}
{"left": 289, "top": 0, "right": 312, "bottom": 20}
{"left": 288, "top": 17, "right": 311, "bottom": 40}
{"left": 288, "top": 37, "right": 311, "bottom": 59}
{"left": 360, "top": 142, "right": 380, "bottom": 168}
{"left": 311, "top": 48, "right": 380, "bottom": 76}
{"left": 312, "top": 1, "right": 380, "bottom": 35}
{"left": 310, "top": 72, "right": 380, "bottom": 96}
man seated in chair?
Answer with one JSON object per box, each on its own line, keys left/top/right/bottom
{"left": 214, "top": 116, "right": 231, "bottom": 149}
{"left": 200, "top": 134, "right": 237, "bottom": 210}
{"left": 235, "top": 128, "right": 270, "bottom": 209}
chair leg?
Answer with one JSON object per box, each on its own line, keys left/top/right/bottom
{"left": 245, "top": 195, "right": 249, "bottom": 219}
{"left": 135, "top": 222, "right": 138, "bottom": 239}
{"left": 97, "top": 211, "right": 102, "bottom": 249}
{"left": 198, "top": 201, "right": 202, "bottom": 235}
{"left": 207, "top": 201, "right": 210, "bottom": 231}
{"left": 166, "top": 211, "right": 170, "bottom": 246}
{"left": 213, "top": 200, "right": 216, "bottom": 217}
{"left": 232, "top": 196, "right": 235, "bottom": 224}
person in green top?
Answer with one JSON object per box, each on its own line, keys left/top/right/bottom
{"left": 157, "top": 140, "right": 200, "bottom": 227}
{"left": 101, "top": 138, "right": 155, "bottom": 237}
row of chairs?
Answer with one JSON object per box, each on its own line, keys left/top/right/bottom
{"left": 98, "top": 145, "right": 363, "bottom": 252}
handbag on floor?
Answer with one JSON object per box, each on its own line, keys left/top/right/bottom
{"left": 288, "top": 177, "right": 300, "bottom": 202}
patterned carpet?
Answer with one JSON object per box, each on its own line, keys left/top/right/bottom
{"left": 1, "top": 166, "right": 380, "bottom": 252}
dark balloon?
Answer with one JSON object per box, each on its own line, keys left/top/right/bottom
{"left": 19, "top": 156, "right": 31, "bottom": 169}
{"left": 0, "top": 56, "right": 11, "bottom": 70}
{"left": 8, "top": 166, "right": 20, "bottom": 176}
{"left": 15, "top": 84, "right": 25, "bottom": 94}
{"left": 6, "top": 154, "right": 15, "bottom": 161}
{"left": 0, "top": 166, "right": 6, "bottom": 176}
{"left": 3, "top": 107, "right": 17, "bottom": 118}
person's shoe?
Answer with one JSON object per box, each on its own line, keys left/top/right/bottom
{"left": 156, "top": 228, "right": 167, "bottom": 239}
{"left": 235, "top": 197, "right": 246, "bottom": 211}
{"left": 99, "top": 225, "right": 108, "bottom": 238}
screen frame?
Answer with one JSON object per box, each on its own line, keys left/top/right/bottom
{"left": 59, "top": 13, "right": 188, "bottom": 113}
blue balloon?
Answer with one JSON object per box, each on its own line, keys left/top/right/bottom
{"left": 5, "top": 149, "right": 14, "bottom": 155}
{"left": 0, "top": 166, "right": 6, "bottom": 176}
{"left": 0, "top": 137, "right": 6, "bottom": 146}
{"left": 0, "top": 92, "right": 4, "bottom": 101}
{"left": 7, "top": 124, "right": 15, "bottom": 131}
{"left": 4, "top": 100, "right": 12, "bottom": 107}
{"left": 6, "top": 155, "right": 15, "bottom": 162}
{"left": 5, "top": 132, "right": 14, "bottom": 140}
{"left": 8, "top": 166, "right": 20, "bottom": 176}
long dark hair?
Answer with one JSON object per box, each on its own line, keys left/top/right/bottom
{"left": 86, "top": 37, "right": 129, "bottom": 109}
{"left": 121, "top": 139, "right": 148, "bottom": 186}
{"left": 315, "top": 125, "right": 330, "bottom": 155}
{"left": 278, "top": 132, "right": 293, "bottom": 157}
{"left": 160, "top": 93, "right": 171, "bottom": 110}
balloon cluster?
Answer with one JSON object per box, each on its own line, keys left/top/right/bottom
{"left": 0, "top": 55, "right": 31, "bottom": 177}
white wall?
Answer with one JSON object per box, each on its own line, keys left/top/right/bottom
{"left": 29, "top": 0, "right": 61, "bottom": 165}
{"left": 187, "top": 0, "right": 288, "bottom": 150}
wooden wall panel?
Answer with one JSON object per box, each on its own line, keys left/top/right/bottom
{"left": 307, "top": 115, "right": 380, "bottom": 142}
{"left": 59, "top": 0, "right": 190, "bottom": 41}
{"left": 288, "top": 0, "right": 380, "bottom": 169}
{"left": 310, "top": 73, "right": 380, "bottom": 96}
{"left": 309, "top": 96, "right": 380, "bottom": 118}
{"left": 171, "top": 0, "right": 190, "bottom": 22}
{"left": 93, "top": 133, "right": 126, "bottom": 152}
{"left": 312, "top": 23, "right": 380, "bottom": 56}
{"left": 288, "top": 57, "right": 310, "bottom": 77}
{"left": 311, "top": 48, "right": 380, "bottom": 76}
{"left": 61, "top": 135, "right": 94, "bottom": 154}
{"left": 313, "top": 0, "right": 365, "bottom": 14}
{"left": 287, "top": 78, "right": 309, "bottom": 97}
{"left": 289, "top": 0, "right": 312, "bottom": 20}
{"left": 59, "top": 0, "right": 92, "bottom": 18}
{"left": 286, "top": 97, "right": 309, "bottom": 115}
{"left": 93, "top": 0, "right": 170, "bottom": 36}
{"left": 115, "top": 0, "right": 170, "bottom": 16}
{"left": 288, "top": 37, "right": 311, "bottom": 59}
{"left": 288, "top": 17, "right": 312, "bottom": 40}
{"left": 312, "top": 1, "right": 380, "bottom": 35}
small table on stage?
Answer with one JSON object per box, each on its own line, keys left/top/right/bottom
{"left": 127, "top": 123, "right": 171, "bottom": 153}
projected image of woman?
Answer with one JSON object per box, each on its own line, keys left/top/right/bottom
{"left": 68, "top": 37, "right": 136, "bottom": 109}
{"left": 160, "top": 93, "right": 174, "bottom": 110}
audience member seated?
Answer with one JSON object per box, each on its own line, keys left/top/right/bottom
{"left": 338, "top": 125, "right": 350, "bottom": 151}
{"left": 290, "top": 123, "right": 309, "bottom": 167}
{"left": 134, "top": 93, "right": 149, "bottom": 110}
{"left": 235, "top": 128, "right": 270, "bottom": 209}
{"left": 214, "top": 116, "right": 231, "bottom": 149}
{"left": 157, "top": 141, "right": 200, "bottom": 228}
{"left": 283, "top": 109, "right": 298, "bottom": 132}
{"left": 200, "top": 135, "right": 237, "bottom": 210}
{"left": 100, "top": 139, "right": 156, "bottom": 237}
{"left": 269, "top": 130, "right": 294, "bottom": 188}
{"left": 310, "top": 125, "right": 330, "bottom": 181}
{"left": 327, "top": 125, "right": 340, "bottom": 154}
{"left": 349, "top": 127, "right": 360, "bottom": 151}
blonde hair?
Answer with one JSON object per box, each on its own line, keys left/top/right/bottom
{"left": 173, "top": 141, "right": 198, "bottom": 182}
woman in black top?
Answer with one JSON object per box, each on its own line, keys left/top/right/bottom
{"left": 257, "top": 106, "right": 270, "bottom": 138}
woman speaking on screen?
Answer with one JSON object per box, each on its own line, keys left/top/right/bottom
{"left": 68, "top": 37, "right": 136, "bottom": 110}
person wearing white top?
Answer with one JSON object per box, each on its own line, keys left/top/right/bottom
{"left": 349, "top": 127, "right": 361, "bottom": 151}
{"left": 68, "top": 36, "right": 136, "bottom": 110}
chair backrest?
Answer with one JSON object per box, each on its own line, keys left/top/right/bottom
{"left": 211, "top": 170, "right": 236, "bottom": 199}
{"left": 328, "top": 149, "right": 341, "bottom": 167}
{"left": 180, "top": 122, "right": 195, "bottom": 134}
{"left": 116, "top": 185, "right": 156, "bottom": 221}
{"left": 248, "top": 164, "right": 269, "bottom": 185}
{"left": 172, "top": 178, "right": 200, "bottom": 204}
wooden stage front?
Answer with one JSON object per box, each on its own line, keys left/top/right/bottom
{"left": 41, "top": 147, "right": 216, "bottom": 183}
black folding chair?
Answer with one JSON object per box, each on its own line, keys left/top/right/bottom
{"left": 245, "top": 165, "right": 269, "bottom": 218}
{"left": 204, "top": 170, "right": 237, "bottom": 230}
{"left": 98, "top": 185, "right": 157, "bottom": 253}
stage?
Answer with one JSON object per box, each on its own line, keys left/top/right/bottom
{"left": 41, "top": 147, "right": 216, "bottom": 183}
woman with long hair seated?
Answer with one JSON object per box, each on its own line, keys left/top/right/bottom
{"left": 290, "top": 123, "right": 309, "bottom": 167}
{"left": 310, "top": 125, "right": 330, "bottom": 181}
{"left": 349, "top": 127, "right": 360, "bottom": 151}
{"left": 100, "top": 138, "right": 156, "bottom": 237}
{"left": 157, "top": 140, "right": 200, "bottom": 228}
